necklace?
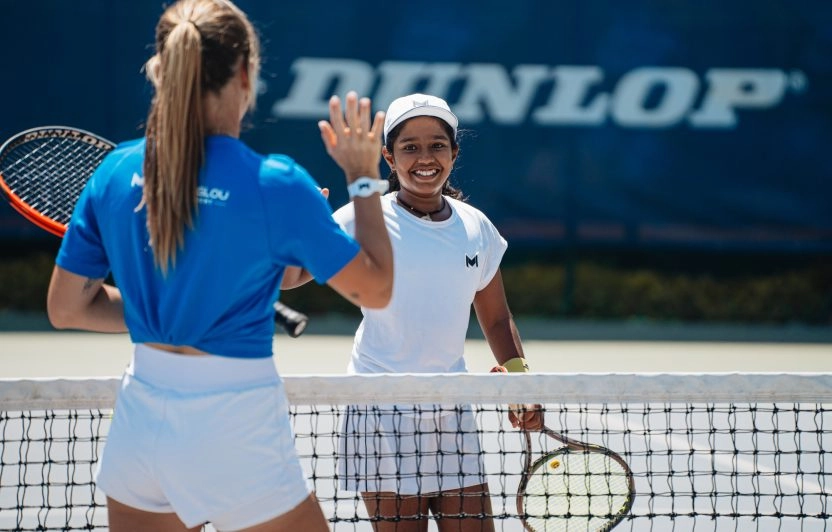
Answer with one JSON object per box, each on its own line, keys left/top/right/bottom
{"left": 396, "top": 194, "right": 446, "bottom": 221}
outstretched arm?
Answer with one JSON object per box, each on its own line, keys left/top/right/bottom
{"left": 318, "top": 92, "right": 393, "bottom": 309}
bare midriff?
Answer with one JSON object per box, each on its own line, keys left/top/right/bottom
{"left": 144, "top": 343, "right": 209, "bottom": 356}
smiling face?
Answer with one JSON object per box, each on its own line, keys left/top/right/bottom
{"left": 383, "top": 116, "right": 459, "bottom": 203}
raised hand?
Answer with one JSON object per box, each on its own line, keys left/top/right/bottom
{"left": 318, "top": 91, "right": 385, "bottom": 183}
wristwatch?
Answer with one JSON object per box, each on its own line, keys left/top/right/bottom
{"left": 347, "top": 177, "right": 389, "bottom": 198}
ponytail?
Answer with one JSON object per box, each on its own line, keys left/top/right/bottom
{"left": 143, "top": 20, "right": 204, "bottom": 274}
{"left": 141, "top": 0, "right": 260, "bottom": 275}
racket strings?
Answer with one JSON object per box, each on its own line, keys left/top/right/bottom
{"left": 1, "top": 137, "right": 109, "bottom": 226}
{"left": 523, "top": 449, "right": 632, "bottom": 530}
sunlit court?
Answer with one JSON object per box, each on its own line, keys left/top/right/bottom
{"left": 2, "top": 332, "right": 830, "bottom": 530}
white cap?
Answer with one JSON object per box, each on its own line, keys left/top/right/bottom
{"left": 383, "top": 93, "right": 458, "bottom": 143}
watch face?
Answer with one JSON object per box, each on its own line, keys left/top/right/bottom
{"left": 349, "top": 177, "right": 389, "bottom": 198}
{"left": 354, "top": 180, "right": 375, "bottom": 196}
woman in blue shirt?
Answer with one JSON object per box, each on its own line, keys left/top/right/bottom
{"left": 46, "top": 0, "right": 392, "bottom": 530}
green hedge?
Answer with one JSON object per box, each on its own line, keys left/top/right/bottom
{"left": 0, "top": 253, "right": 55, "bottom": 313}
{"left": 499, "top": 262, "right": 831, "bottom": 324}
{"left": 2, "top": 252, "right": 829, "bottom": 325}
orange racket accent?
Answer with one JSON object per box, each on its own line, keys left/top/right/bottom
{"left": 0, "top": 126, "right": 115, "bottom": 238}
{"left": 0, "top": 177, "right": 67, "bottom": 236}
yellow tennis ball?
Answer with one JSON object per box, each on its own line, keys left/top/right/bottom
{"left": 549, "top": 459, "right": 561, "bottom": 469}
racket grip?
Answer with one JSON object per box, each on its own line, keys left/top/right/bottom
{"left": 273, "top": 301, "right": 309, "bottom": 338}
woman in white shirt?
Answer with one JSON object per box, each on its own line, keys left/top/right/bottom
{"left": 330, "top": 94, "right": 544, "bottom": 532}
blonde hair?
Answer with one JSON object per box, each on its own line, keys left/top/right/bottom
{"left": 142, "top": 0, "right": 260, "bottom": 273}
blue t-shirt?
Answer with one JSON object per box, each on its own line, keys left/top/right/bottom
{"left": 56, "top": 136, "right": 359, "bottom": 358}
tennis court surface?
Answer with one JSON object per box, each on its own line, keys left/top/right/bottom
{"left": 1, "top": 331, "right": 830, "bottom": 530}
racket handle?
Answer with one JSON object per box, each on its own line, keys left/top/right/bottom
{"left": 273, "top": 301, "right": 309, "bottom": 338}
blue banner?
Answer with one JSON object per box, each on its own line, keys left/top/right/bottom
{"left": 2, "top": 1, "right": 829, "bottom": 252}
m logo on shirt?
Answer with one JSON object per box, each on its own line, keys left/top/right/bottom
{"left": 465, "top": 254, "right": 479, "bottom": 268}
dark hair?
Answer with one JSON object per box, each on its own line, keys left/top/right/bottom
{"left": 142, "top": 0, "right": 261, "bottom": 274}
{"left": 384, "top": 117, "right": 466, "bottom": 201}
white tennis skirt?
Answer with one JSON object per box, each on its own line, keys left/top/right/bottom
{"left": 338, "top": 404, "right": 487, "bottom": 495}
{"left": 95, "top": 345, "right": 310, "bottom": 530}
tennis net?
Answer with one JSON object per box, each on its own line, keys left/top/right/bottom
{"left": 1, "top": 373, "right": 830, "bottom": 531}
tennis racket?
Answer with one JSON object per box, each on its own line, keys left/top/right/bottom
{"left": 517, "top": 425, "right": 635, "bottom": 531}
{"left": 0, "top": 125, "right": 308, "bottom": 337}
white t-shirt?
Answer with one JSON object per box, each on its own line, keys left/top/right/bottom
{"left": 333, "top": 193, "right": 507, "bottom": 374}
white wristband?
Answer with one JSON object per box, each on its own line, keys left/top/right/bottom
{"left": 348, "top": 177, "right": 389, "bottom": 198}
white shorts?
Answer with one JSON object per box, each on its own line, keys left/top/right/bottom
{"left": 338, "top": 404, "right": 487, "bottom": 494}
{"left": 95, "top": 345, "right": 311, "bottom": 530}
